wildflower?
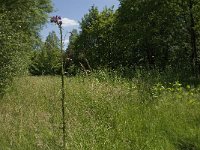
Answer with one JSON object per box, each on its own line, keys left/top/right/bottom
{"left": 50, "top": 14, "right": 65, "bottom": 149}
{"left": 50, "top": 16, "right": 62, "bottom": 26}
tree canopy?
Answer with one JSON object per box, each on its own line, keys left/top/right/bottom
{"left": 66, "top": 0, "right": 200, "bottom": 77}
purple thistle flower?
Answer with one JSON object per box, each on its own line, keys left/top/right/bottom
{"left": 54, "top": 17, "right": 57, "bottom": 22}
{"left": 50, "top": 15, "right": 62, "bottom": 26}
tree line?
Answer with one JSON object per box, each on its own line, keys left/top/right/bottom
{"left": 65, "top": 0, "right": 200, "bottom": 77}
{"left": 1, "top": 0, "right": 200, "bottom": 94}
{"left": 29, "top": 0, "right": 200, "bottom": 77}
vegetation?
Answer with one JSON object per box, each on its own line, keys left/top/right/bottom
{"left": 1, "top": 74, "right": 200, "bottom": 149}
{"left": 0, "top": 0, "right": 53, "bottom": 95}
{"left": 1, "top": 0, "right": 200, "bottom": 149}
{"left": 29, "top": 31, "right": 61, "bottom": 75}
{"left": 67, "top": 0, "right": 200, "bottom": 77}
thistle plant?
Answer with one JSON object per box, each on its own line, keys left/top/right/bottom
{"left": 50, "top": 16, "right": 66, "bottom": 149}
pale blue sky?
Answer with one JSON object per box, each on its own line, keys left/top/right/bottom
{"left": 41, "top": 0, "right": 119, "bottom": 46}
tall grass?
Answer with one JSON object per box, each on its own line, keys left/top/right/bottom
{"left": 0, "top": 73, "right": 200, "bottom": 149}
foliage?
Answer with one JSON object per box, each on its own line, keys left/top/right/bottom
{"left": 29, "top": 31, "right": 61, "bottom": 75}
{"left": 65, "top": 29, "right": 79, "bottom": 75}
{"left": 66, "top": 6, "right": 116, "bottom": 70}
{"left": 65, "top": 0, "right": 200, "bottom": 77}
{"left": 115, "top": 0, "right": 200, "bottom": 72}
{"left": 0, "top": 0, "right": 53, "bottom": 95}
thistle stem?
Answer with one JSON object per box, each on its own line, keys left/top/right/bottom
{"left": 59, "top": 25, "right": 66, "bottom": 149}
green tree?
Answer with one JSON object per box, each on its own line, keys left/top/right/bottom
{"left": 65, "top": 29, "right": 79, "bottom": 75}
{"left": 30, "top": 31, "right": 61, "bottom": 75}
{"left": 0, "top": 0, "right": 53, "bottom": 95}
{"left": 71, "top": 6, "right": 116, "bottom": 70}
{"left": 116, "top": 0, "right": 200, "bottom": 75}
{"left": 116, "top": 0, "right": 177, "bottom": 69}
{"left": 66, "top": 29, "right": 79, "bottom": 62}
{"left": 65, "top": 0, "right": 200, "bottom": 77}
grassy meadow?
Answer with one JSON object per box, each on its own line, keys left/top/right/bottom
{"left": 1, "top": 73, "right": 200, "bottom": 150}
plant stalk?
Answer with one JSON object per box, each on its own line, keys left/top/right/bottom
{"left": 59, "top": 25, "right": 66, "bottom": 149}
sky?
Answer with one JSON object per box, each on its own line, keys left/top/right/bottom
{"left": 41, "top": 0, "right": 120, "bottom": 47}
